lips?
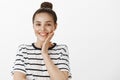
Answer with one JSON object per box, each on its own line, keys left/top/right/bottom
{"left": 39, "top": 32, "right": 48, "bottom": 37}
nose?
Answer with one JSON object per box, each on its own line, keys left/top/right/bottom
{"left": 40, "top": 25, "right": 45, "bottom": 31}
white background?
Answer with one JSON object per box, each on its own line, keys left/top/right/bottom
{"left": 0, "top": 0, "right": 120, "bottom": 80}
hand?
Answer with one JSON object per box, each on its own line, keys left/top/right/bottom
{"left": 41, "top": 32, "right": 54, "bottom": 54}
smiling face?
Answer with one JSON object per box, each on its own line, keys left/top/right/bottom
{"left": 33, "top": 13, "right": 57, "bottom": 42}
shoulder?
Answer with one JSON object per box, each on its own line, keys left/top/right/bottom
{"left": 54, "top": 43, "right": 69, "bottom": 53}
{"left": 55, "top": 43, "right": 68, "bottom": 49}
{"left": 18, "top": 43, "right": 32, "bottom": 47}
{"left": 17, "top": 43, "right": 33, "bottom": 51}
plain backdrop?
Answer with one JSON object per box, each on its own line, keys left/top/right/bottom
{"left": 0, "top": 0, "right": 120, "bottom": 80}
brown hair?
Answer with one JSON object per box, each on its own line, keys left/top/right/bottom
{"left": 32, "top": 2, "right": 57, "bottom": 24}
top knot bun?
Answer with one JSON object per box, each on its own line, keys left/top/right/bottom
{"left": 40, "top": 2, "right": 53, "bottom": 9}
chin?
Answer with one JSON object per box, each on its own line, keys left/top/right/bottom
{"left": 37, "top": 37, "right": 46, "bottom": 42}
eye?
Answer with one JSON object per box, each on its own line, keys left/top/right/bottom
{"left": 36, "top": 24, "right": 41, "bottom": 26}
{"left": 47, "top": 24, "right": 52, "bottom": 26}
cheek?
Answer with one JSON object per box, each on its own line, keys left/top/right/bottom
{"left": 47, "top": 27, "right": 54, "bottom": 33}
{"left": 33, "top": 27, "right": 39, "bottom": 34}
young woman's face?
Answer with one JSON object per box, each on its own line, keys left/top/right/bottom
{"left": 33, "top": 13, "right": 56, "bottom": 42}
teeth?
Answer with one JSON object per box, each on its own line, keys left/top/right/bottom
{"left": 41, "top": 33, "right": 46, "bottom": 35}
{"left": 40, "top": 32, "right": 47, "bottom": 36}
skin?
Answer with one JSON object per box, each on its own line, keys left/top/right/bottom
{"left": 13, "top": 13, "right": 69, "bottom": 80}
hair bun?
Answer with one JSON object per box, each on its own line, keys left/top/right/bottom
{"left": 40, "top": 2, "right": 53, "bottom": 9}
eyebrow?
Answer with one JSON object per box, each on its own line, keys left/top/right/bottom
{"left": 34, "top": 21, "right": 53, "bottom": 23}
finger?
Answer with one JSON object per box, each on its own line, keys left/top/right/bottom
{"left": 45, "top": 32, "right": 54, "bottom": 42}
{"left": 48, "top": 32, "right": 54, "bottom": 40}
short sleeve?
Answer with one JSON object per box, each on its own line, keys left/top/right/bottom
{"left": 11, "top": 44, "right": 26, "bottom": 75}
{"left": 57, "top": 45, "right": 72, "bottom": 79}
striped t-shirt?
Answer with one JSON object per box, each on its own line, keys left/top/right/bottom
{"left": 12, "top": 43, "right": 72, "bottom": 80}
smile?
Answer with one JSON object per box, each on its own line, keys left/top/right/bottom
{"left": 39, "top": 32, "right": 48, "bottom": 37}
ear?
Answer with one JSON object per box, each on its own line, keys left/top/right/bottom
{"left": 33, "top": 24, "right": 35, "bottom": 29}
{"left": 54, "top": 23, "right": 57, "bottom": 31}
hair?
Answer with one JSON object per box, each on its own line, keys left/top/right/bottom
{"left": 32, "top": 2, "right": 57, "bottom": 24}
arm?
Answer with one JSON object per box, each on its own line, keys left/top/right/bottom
{"left": 42, "top": 32, "right": 69, "bottom": 80}
{"left": 42, "top": 53, "right": 68, "bottom": 80}
{"left": 13, "top": 71, "right": 26, "bottom": 80}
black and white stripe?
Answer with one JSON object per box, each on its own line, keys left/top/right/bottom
{"left": 12, "top": 43, "right": 72, "bottom": 80}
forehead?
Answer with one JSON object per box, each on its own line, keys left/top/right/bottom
{"left": 34, "top": 13, "right": 54, "bottom": 22}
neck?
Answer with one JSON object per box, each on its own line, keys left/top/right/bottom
{"left": 35, "top": 40, "right": 52, "bottom": 48}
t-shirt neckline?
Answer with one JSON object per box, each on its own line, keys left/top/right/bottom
{"left": 32, "top": 43, "right": 56, "bottom": 50}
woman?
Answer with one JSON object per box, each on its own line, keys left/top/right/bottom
{"left": 12, "top": 2, "right": 71, "bottom": 80}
